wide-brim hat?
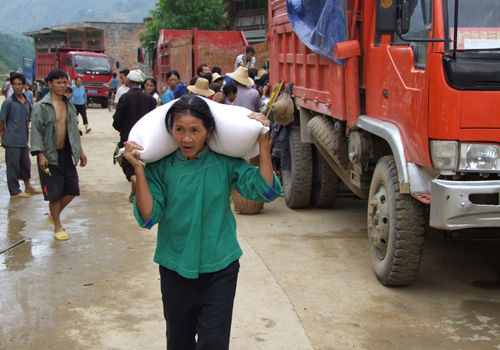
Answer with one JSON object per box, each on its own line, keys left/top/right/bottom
{"left": 271, "top": 94, "right": 295, "bottom": 126}
{"left": 227, "top": 67, "right": 254, "bottom": 87}
{"left": 187, "top": 77, "right": 215, "bottom": 97}
{"left": 212, "top": 72, "right": 225, "bottom": 82}
{"left": 255, "top": 68, "right": 268, "bottom": 80}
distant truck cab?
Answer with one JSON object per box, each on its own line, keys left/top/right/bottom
{"left": 35, "top": 48, "right": 112, "bottom": 108}
{"left": 269, "top": 0, "right": 500, "bottom": 286}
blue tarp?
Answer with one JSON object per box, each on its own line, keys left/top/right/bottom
{"left": 287, "top": 0, "right": 348, "bottom": 64}
{"left": 22, "top": 57, "right": 34, "bottom": 84}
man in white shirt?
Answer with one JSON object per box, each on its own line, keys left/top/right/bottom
{"left": 114, "top": 69, "right": 130, "bottom": 104}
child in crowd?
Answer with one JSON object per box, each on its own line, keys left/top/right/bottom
{"left": 123, "top": 95, "right": 281, "bottom": 349}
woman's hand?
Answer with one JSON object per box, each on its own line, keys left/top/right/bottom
{"left": 123, "top": 141, "right": 145, "bottom": 169}
{"left": 248, "top": 112, "right": 272, "bottom": 151}
{"left": 248, "top": 112, "right": 270, "bottom": 127}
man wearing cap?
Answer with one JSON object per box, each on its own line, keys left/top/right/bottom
{"left": 112, "top": 70, "right": 157, "bottom": 202}
{"left": 227, "top": 67, "right": 262, "bottom": 112}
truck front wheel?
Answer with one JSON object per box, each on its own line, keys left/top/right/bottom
{"left": 367, "top": 156, "right": 425, "bottom": 286}
{"left": 282, "top": 126, "right": 313, "bottom": 209}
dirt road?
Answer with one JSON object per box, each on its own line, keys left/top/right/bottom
{"left": 1, "top": 102, "right": 499, "bottom": 349}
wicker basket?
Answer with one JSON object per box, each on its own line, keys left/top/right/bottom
{"left": 231, "top": 188, "right": 264, "bottom": 215}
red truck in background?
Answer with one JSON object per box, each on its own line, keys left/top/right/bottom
{"left": 153, "top": 28, "right": 248, "bottom": 91}
{"left": 269, "top": 0, "right": 500, "bottom": 286}
{"left": 35, "top": 48, "right": 112, "bottom": 108}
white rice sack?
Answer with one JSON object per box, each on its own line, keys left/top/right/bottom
{"left": 128, "top": 96, "right": 269, "bottom": 163}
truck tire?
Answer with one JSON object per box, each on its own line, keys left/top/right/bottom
{"left": 312, "top": 147, "right": 339, "bottom": 208}
{"left": 282, "top": 126, "right": 313, "bottom": 209}
{"left": 307, "top": 115, "right": 349, "bottom": 169}
{"left": 101, "top": 98, "right": 108, "bottom": 109}
{"left": 367, "top": 156, "right": 425, "bottom": 286}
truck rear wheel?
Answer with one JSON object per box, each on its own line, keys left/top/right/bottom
{"left": 282, "top": 126, "right": 313, "bottom": 209}
{"left": 307, "top": 115, "right": 349, "bottom": 169}
{"left": 367, "top": 156, "right": 425, "bottom": 286}
{"left": 311, "top": 147, "right": 338, "bottom": 208}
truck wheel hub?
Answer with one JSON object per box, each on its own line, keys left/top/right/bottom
{"left": 368, "top": 187, "right": 390, "bottom": 259}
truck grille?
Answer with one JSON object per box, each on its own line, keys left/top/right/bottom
{"left": 82, "top": 82, "right": 106, "bottom": 88}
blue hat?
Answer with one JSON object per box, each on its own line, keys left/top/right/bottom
{"left": 173, "top": 82, "right": 187, "bottom": 98}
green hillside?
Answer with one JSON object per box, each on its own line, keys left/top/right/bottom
{"left": 0, "top": 33, "right": 34, "bottom": 75}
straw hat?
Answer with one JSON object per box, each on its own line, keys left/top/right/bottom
{"left": 255, "top": 68, "right": 268, "bottom": 80}
{"left": 271, "top": 94, "right": 295, "bottom": 126}
{"left": 227, "top": 67, "right": 254, "bottom": 87}
{"left": 212, "top": 72, "right": 225, "bottom": 82}
{"left": 187, "top": 78, "right": 215, "bottom": 97}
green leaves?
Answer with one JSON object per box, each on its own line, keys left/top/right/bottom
{"left": 139, "top": 0, "right": 229, "bottom": 53}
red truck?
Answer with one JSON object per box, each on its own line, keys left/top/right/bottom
{"left": 35, "top": 48, "right": 112, "bottom": 108}
{"left": 153, "top": 28, "right": 248, "bottom": 91}
{"left": 269, "top": 0, "right": 500, "bottom": 285}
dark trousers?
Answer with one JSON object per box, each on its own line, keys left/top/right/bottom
{"left": 159, "top": 260, "right": 240, "bottom": 350}
{"left": 5, "top": 146, "right": 31, "bottom": 195}
{"left": 74, "top": 104, "right": 88, "bottom": 125}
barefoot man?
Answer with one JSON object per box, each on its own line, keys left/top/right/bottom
{"left": 30, "top": 69, "right": 87, "bottom": 241}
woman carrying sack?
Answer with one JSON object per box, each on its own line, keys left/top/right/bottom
{"left": 123, "top": 95, "right": 282, "bottom": 349}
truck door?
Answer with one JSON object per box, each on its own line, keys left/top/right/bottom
{"left": 366, "top": 0, "right": 432, "bottom": 167}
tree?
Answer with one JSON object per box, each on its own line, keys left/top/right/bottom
{"left": 139, "top": 0, "right": 229, "bottom": 54}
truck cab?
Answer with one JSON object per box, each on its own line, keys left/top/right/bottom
{"left": 35, "top": 48, "right": 112, "bottom": 108}
{"left": 63, "top": 50, "right": 112, "bottom": 108}
{"left": 269, "top": 0, "right": 500, "bottom": 285}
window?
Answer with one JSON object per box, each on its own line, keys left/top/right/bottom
{"left": 235, "top": 0, "right": 266, "bottom": 11}
{"left": 446, "top": 0, "right": 500, "bottom": 51}
{"left": 393, "top": 0, "right": 431, "bottom": 68}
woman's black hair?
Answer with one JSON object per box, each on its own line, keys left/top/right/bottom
{"left": 167, "top": 70, "right": 180, "bottom": 80}
{"left": 189, "top": 76, "right": 199, "bottom": 86}
{"left": 222, "top": 82, "right": 237, "bottom": 96}
{"left": 165, "top": 95, "right": 216, "bottom": 135}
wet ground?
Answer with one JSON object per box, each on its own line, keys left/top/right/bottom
{"left": 1, "top": 100, "right": 500, "bottom": 349}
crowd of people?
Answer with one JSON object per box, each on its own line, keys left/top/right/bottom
{"left": 1, "top": 46, "right": 281, "bottom": 350}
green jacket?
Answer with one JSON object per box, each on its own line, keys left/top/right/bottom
{"left": 30, "top": 93, "right": 82, "bottom": 165}
{"left": 134, "top": 148, "right": 282, "bottom": 279}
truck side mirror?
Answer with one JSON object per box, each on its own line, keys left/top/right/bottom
{"left": 400, "top": 0, "right": 415, "bottom": 34}
{"left": 116, "top": 61, "right": 120, "bottom": 69}
{"left": 375, "top": 0, "right": 398, "bottom": 33}
{"left": 375, "top": 0, "right": 415, "bottom": 34}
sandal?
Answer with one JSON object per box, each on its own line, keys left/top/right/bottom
{"left": 53, "top": 230, "right": 69, "bottom": 241}
{"left": 46, "top": 215, "right": 54, "bottom": 225}
{"left": 46, "top": 215, "right": 64, "bottom": 229}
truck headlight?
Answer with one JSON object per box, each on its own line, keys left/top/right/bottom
{"left": 458, "top": 143, "right": 500, "bottom": 171}
{"left": 430, "top": 140, "right": 458, "bottom": 174}
{"left": 104, "top": 83, "right": 109, "bottom": 88}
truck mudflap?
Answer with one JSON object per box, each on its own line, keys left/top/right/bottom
{"left": 430, "top": 179, "right": 500, "bottom": 229}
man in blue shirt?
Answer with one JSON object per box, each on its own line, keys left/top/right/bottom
{"left": 0, "top": 73, "right": 42, "bottom": 198}
{"left": 71, "top": 76, "right": 91, "bottom": 134}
